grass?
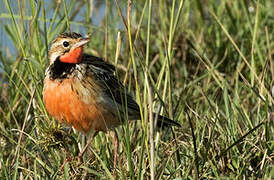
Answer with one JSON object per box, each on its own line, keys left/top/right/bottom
{"left": 0, "top": 0, "right": 273, "bottom": 179}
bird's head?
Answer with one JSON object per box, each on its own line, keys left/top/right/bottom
{"left": 49, "top": 32, "right": 90, "bottom": 64}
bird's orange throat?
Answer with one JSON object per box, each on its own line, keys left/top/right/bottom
{"left": 60, "top": 47, "right": 83, "bottom": 63}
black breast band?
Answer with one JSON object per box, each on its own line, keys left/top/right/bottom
{"left": 48, "top": 58, "right": 76, "bottom": 80}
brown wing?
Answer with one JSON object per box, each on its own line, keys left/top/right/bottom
{"left": 82, "top": 54, "right": 140, "bottom": 118}
{"left": 81, "top": 54, "right": 181, "bottom": 128}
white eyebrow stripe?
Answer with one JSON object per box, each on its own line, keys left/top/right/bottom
{"left": 57, "top": 40, "right": 66, "bottom": 47}
{"left": 52, "top": 39, "right": 71, "bottom": 48}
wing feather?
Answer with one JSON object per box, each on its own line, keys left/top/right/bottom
{"left": 82, "top": 54, "right": 140, "bottom": 117}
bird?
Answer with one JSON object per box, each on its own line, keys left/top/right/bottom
{"left": 43, "top": 32, "right": 181, "bottom": 161}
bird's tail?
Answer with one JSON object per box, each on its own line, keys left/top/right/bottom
{"left": 153, "top": 113, "right": 181, "bottom": 129}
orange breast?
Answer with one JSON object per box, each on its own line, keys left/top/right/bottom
{"left": 43, "top": 78, "right": 119, "bottom": 132}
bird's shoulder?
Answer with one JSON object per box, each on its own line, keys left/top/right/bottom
{"left": 80, "top": 54, "right": 140, "bottom": 112}
{"left": 80, "top": 54, "right": 124, "bottom": 91}
{"left": 82, "top": 54, "right": 115, "bottom": 74}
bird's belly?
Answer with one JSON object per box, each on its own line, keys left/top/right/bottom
{"left": 43, "top": 78, "right": 119, "bottom": 132}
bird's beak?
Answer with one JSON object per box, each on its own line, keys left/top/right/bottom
{"left": 71, "top": 37, "right": 90, "bottom": 50}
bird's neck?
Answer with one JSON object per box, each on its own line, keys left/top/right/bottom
{"left": 47, "top": 58, "right": 77, "bottom": 80}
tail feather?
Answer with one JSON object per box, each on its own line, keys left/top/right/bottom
{"left": 154, "top": 113, "right": 181, "bottom": 128}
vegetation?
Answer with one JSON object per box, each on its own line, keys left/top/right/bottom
{"left": 0, "top": 0, "right": 273, "bottom": 179}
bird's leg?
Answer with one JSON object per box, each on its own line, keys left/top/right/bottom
{"left": 113, "top": 130, "right": 119, "bottom": 175}
{"left": 78, "top": 131, "right": 98, "bottom": 163}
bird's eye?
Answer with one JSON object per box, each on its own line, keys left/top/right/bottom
{"left": 63, "top": 41, "right": 70, "bottom": 47}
